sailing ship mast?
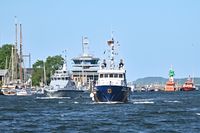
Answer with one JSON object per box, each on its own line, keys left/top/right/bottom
{"left": 13, "top": 17, "right": 18, "bottom": 82}
{"left": 43, "top": 61, "right": 47, "bottom": 86}
{"left": 19, "top": 24, "right": 23, "bottom": 84}
{"left": 3, "top": 57, "right": 8, "bottom": 85}
{"left": 9, "top": 17, "right": 24, "bottom": 85}
{"left": 10, "top": 16, "right": 19, "bottom": 84}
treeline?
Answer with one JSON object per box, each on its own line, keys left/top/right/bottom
{"left": 0, "top": 44, "right": 64, "bottom": 87}
{"left": 32, "top": 56, "right": 64, "bottom": 86}
{"left": 0, "top": 44, "right": 13, "bottom": 87}
{"left": 0, "top": 44, "right": 13, "bottom": 69}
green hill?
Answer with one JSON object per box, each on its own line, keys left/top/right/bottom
{"left": 133, "top": 77, "right": 167, "bottom": 85}
{"left": 133, "top": 77, "right": 200, "bottom": 85}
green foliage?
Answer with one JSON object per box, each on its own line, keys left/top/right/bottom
{"left": 0, "top": 80, "right": 2, "bottom": 87}
{"left": 32, "top": 60, "right": 44, "bottom": 68}
{"left": 0, "top": 44, "right": 64, "bottom": 87}
{"left": 32, "top": 60, "right": 44, "bottom": 86}
{"left": 0, "top": 44, "right": 13, "bottom": 69}
{"left": 31, "top": 55, "right": 64, "bottom": 86}
{"left": 45, "top": 55, "right": 64, "bottom": 84}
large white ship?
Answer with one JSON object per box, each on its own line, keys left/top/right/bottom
{"left": 71, "top": 37, "right": 100, "bottom": 91}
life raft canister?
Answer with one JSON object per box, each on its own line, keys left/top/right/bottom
{"left": 107, "top": 88, "right": 112, "bottom": 94}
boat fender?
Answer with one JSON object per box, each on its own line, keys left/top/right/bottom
{"left": 107, "top": 89, "right": 112, "bottom": 94}
{"left": 90, "top": 93, "right": 95, "bottom": 101}
{"left": 90, "top": 92, "right": 94, "bottom": 98}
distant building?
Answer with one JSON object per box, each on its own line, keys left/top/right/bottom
{"left": 23, "top": 68, "right": 33, "bottom": 87}
{"left": 25, "top": 68, "right": 33, "bottom": 77}
{"left": 0, "top": 69, "right": 9, "bottom": 85}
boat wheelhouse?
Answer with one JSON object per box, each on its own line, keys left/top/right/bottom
{"left": 180, "top": 76, "right": 196, "bottom": 91}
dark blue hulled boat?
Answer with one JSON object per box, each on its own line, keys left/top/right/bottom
{"left": 91, "top": 34, "right": 130, "bottom": 103}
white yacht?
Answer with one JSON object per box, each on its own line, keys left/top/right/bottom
{"left": 44, "top": 60, "right": 84, "bottom": 98}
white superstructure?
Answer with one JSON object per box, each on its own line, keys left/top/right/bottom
{"left": 96, "top": 36, "right": 127, "bottom": 87}
{"left": 48, "top": 62, "right": 77, "bottom": 91}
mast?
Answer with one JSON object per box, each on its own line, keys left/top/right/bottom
{"left": 82, "top": 36, "right": 84, "bottom": 56}
{"left": 19, "top": 24, "right": 23, "bottom": 84}
{"left": 3, "top": 57, "right": 8, "bottom": 85}
{"left": 15, "top": 16, "right": 18, "bottom": 49}
{"left": 23, "top": 53, "right": 31, "bottom": 85}
{"left": 82, "top": 36, "right": 89, "bottom": 56}
{"left": 11, "top": 46, "right": 14, "bottom": 82}
{"left": 107, "top": 34, "right": 115, "bottom": 69}
{"left": 14, "top": 16, "right": 18, "bottom": 82}
{"left": 43, "top": 61, "right": 46, "bottom": 86}
{"left": 62, "top": 49, "right": 67, "bottom": 70}
{"left": 29, "top": 53, "right": 31, "bottom": 68}
{"left": 81, "top": 37, "right": 89, "bottom": 85}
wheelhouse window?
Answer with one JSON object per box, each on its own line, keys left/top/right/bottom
{"left": 62, "top": 77, "right": 65, "bottom": 80}
{"left": 105, "top": 74, "right": 108, "bottom": 78}
{"left": 110, "top": 74, "right": 113, "bottom": 78}
{"left": 100, "top": 74, "right": 103, "bottom": 78}
{"left": 114, "top": 74, "right": 118, "bottom": 78}
{"left": 119, "top": 74, "right": 123, "bottom": 78}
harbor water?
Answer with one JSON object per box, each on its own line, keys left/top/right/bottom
{"left": 0, "top": 91, "right": 200, "bottom": 133}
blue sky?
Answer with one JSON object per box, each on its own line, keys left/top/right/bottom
{"left": 0, "top": 0, "right": 200, "bottom": 81}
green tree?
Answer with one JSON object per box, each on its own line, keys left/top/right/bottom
{"left": 31, "top": 55, "right": 64, "bottom": 86}
{"left": 45, "top": 55, "right": 64, "bottom": 84}
{"left": 0, "top": 44, "right": 13, "bottom": 69}
{"left": 32, "top": 60, "right": 44, "bottom": 86}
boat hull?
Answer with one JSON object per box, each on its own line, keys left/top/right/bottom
{"left": 94, "top": 85, "right": 130, "bottom": 103}
{"left": 1, "top": 89, "right": 16, "bottom": 96}
{"left": 0, "top": 90, "right": 4, "bottom": 95}
{"left": 180, "top": 87, "right": 196, "bottom": 91}
{"left": 164, "top": 81, "right": 176, "bottom": 91}
{"left": 16, "top": 89, "right": 32, "bottom": 96}
{"left": 44, "top": 89, "right": 84, "bottom": 98}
